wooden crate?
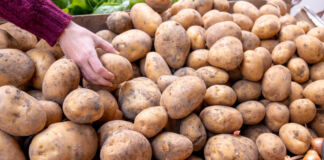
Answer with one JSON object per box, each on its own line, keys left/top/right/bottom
{"left": 72, "top": 13, "right": 111, "bottom": 33}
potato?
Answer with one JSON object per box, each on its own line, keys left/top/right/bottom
{"left": 28, "top": 90, "right": 44, "bottom": 100}
{"left": 271, "top": 41, "right": 296, "bottom": 65}
{"left": 194, "top": 0, "right": 213, "bottom": 16}
{"left": 42, "top": 58, "right": 80, "bottom": 104}
{"left": 237, "top": 101, "right": 265, "bottom": 125}
{"left": 256, "top": 133, "right": 286, "bottom": 160}
{"left": 295, "top": 34, "right": 323, "bottom": 64}
{"left": 307, "top": 27, "right": 324, "bottom": 41}
{"left": 213, "top": 0, "right": 229, "bottom": 12}
{"left": 98, "top": 120, "right": 134, "bottom": 146}
{"left": 303, "top": 80, "right": 324, "bottom": 105}
{"left": 119, "top": 77, "right": 161, "bottom": 119}
{"left": 252, "top": 15, "right": 280, "bottom": 39}
{"left": 187, "top": 49, "right": 208, "bottom": 69}
{"left": 155, "top": 21, "right": 190, "bottom": 69}
{"left": 96, "top": 30, "right": 116, "bottom": 43}
{"left": 134, "top": 106, "right": 168, "bottom": 138}
{"left": 180, "top": 113, "right": 207, "bottom": 151}
{"left": 187, "top": 26, "right": 206, "bottom": 50}
{"left": 157, "top": 75, "right": 178, "bottom": 92}
{"left": 200, "top": 105, "right": 243, "bottom": 133}
{"left": 259, "top": 4, "right": 280, "bottom": 17}
{"left": 279, "top": 25, "right": 305, "bottom": 42}
{"left": 279, "top": 123, "right": 311, "bottom": 154}
{"left": 202, "top": 10, "right": 233, "bottom": 29}
{"left": 0, "top": 22, "right": 37, "bottom": 51}
{"left": 39, "top": 100, "right": 62, "bottom": 127}
{"left": 265, "top": 102, "right": 289, "bottom": 132}
{"left": 170, "top": 0, "right": 195, "bottom": 16}
{"left": 161, "top": 8, "right": 172, "bottom": 21}
{"left": 174, "top": 67, "right": 197, "bottom": 77}
{"left": 152, "top": 132, "right": 193, "bottom": 160}
{"left": 0, "top": 85, "right": 46, "bottom": 136}
{"left": 287, "top": 57, "right": 309, "bottom": 83}
{"left": 297, "top": 20, "right": 312, "bottom": 33}
{"left": 232, "top": 13, "right": 253, "bottom": 31}
{"left": 0, "top": 130, "right": 25, "bottom": 160}
{"left": 101, "top": 130, "right": 151, "bottom": 160}
{"left": 35, "top": 39, "right": 64, "bottom": 59}
{"left": 204, "top": 85, "right": 237, "bottom": 106}
{"left": 27, "top": 49, "right": 56, "bottom": 89}
{"left": 0, "top": 48, "right": 35, "bottom": 87}
{"left": 112, "top": 29, "right": 152, "bottom": 62}
{"left": 228, "top": 68, "right": 242, "bottom": 82}
{"left": 289, "top": 81, "right": 304, "bottom": 102}
{"left": 0, "top": 29, "right": 18, "bottom": 49}
{"left": 289, "top": 98, "right": 316, "bottom": 124}
{"left": 106, "top": 11, "right": 132, "bottom": 34}
{"left": 161, "top": 76, "right": 206, "bottom": 119}
{"left": 205, "top": 21, "right": 242, "bottom": 48}
{"left": 233, "top": 1, "right": 260, "bottom": 21}
{"left": 279, "top": 14, "right": 296, "bottom": 27}
{"left": 196, "top": 66, "right": 229, "bottom": 87}
{"left": 262, "top": 65, "right": 291, "bottom": 101}
{"left": 240, "top": 50, "right": 264, "bottom": 81}
{"left": 255, "top": 47, "right": 272, "bottom": 72}
{"left": 204, "top": 134, "right": 258, "bottom": 160}
{"left": 146, "top": 0, "right": 171, "bottom": 13}
{"left": 96, "top": 90, "right": 118, "bottom": 123}
{"left": 310, "top": 62, "right": 324, "bottom": 81}
{"left": 241, "top": 124, "right": 271, "bottom": 142}
{"left": 112, "top": 109, "right": 123, "bottom": 120}
{"left": 241, "top": 31, "right": 260, "bottom": 51}
{"left": 233, "top": 80, "right": 261, "bottom": 102}
{"left": 145, "top": 52, "right": 171, "bottom": 82}
{"left": 260, "top": 39, "right": 279, "bottom": 52}
{"left": 29, "top": 121, "right": 98, "bottom": 160}
{"left": 311, "top": 111, "right": 324, "bottom": 137}
{"left": 82, "top": 79, "right": 119, "bottom": 92}
{"left": 171, "top": 9, "right": 203, "bottom": 29}
{"left": 208, "top": 36, "right": 243, "bottom": 70}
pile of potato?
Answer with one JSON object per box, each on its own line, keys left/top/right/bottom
{"left": 1, "top": 0, "right": 324, "bottom": 159}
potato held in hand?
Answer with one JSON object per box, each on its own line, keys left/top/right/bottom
{"left": 161, "top": 76, "right": 206, "bottom": 119}
{"left": 0, "top": 85, "right": 46, "bottom": 136}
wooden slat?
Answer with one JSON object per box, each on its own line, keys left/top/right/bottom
{"left": 72, "top": 13, "right": 111, "bottom": 33}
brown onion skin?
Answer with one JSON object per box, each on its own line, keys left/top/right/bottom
{"left": 311, "top": 138, "right": 323, "bottom": 156}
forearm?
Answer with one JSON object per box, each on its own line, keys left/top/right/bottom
{"left": 0, "top": 0, "right": 72, "bottom": 46}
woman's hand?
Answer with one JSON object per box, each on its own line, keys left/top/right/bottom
{"left": 58, "top": 21, "right": 117, "bottom": 87}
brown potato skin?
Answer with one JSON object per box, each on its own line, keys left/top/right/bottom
{"left": 255, "top": 47, "right": 272, "bottom": 72}
{"left": 213, "top": 0, "right": 229, "bottom": 11}
{"left": 259, "top": 4, "right": 280, "bottom": 17}
{"left": 205, "top": 21, "right": 242, "bottom": 48}
{"left": 106, "top": 11, "right": 132, "bottom": 34}
{"left": 233, "top": 1, "right": 260, "bottom": 21}
{"left": 287, "top": 57, "right": 309, "bottom": 83}
{"left": 262, "top": 65, "right": 291, "bottom": 101}
{"left": 196, "top": 66, "right": 229, "bottom": 87}
{"left": 42, "top": 58, "right": 80, "bottom": 104}
{"left": 241, "top": 124, "right": 271, "bottom": 142}
{"left": 237, "top": 101, "right": 265, "bottom": 125}
{"left": 252, "top": 15, "right": 280, "bottom": 39}
{"left": 180, "top": 113, "right": 207, "bottom": 151}
{"left": 145, "top": 52, "right": 171, "bottom": 82}
{"left": 119, "top": 77, "right": 161, "bottom": 120}
{"left": 170, "top": 0, "right": 195, "bottom": 16}
{"left": 241, "top": 31, "right": 260, "bottom": 51}
{"left": 272, "top": 41, "right": 296, "bottom": 65}
{"left": 96, "top": 90, "right": 118, "bottom": 123}
{"left": 204, "top": 85, "right": 237, "bottom": 106}
{"left": 0, "top": 130, "right": 26, "bottom": 160}
{"left": 134, "top": 106, "right": 168, "bottom": 138}
{"left": 279, "top": 123, "right": 311, "bottom": 154}
{"left": 160, "top": 76, "right": 206, "bottom": 119}
{"left": 152, "top": 132, "right": 193, "bottom": 160}
{"left": 187, "top": 26, "right": 206, "bottom": 50}
{"left": 187, "top": 49, "right": 208, "bottom": 69}
{"left": 194, "top": 0, "right": 213, "bottom": 16}
{"left": 155, "top": 21, "right": 190, "bottom": 69}
{"left": 96, "top": 30, "right": 116, "bottom": 43}
{"left": 39, "top": 100, "right": 62, "bottom": 127}
{"left": 256, "top": 133, "right": 286, "bottom": 160}
{"left": 289, "top": 81, "right": 304, "bottom": 102}
{"left": 29, "top": 121, "right": 98, "bottom": 160}
{"left": 307, "top": 26, "right": 324, "bottom": 41}
{"left": 112, "top": 29, "right": 152, "bottom": 62}
{"left": 174, "top": 67, "right": 197, "bottom": 77}
{"left": 232, "top": 13, "right": 253, "bottom": 31}
{"left": 35, "top": 39, "right": 64, "bottom": 59}
{"left": 279, "top": 14, "right": 296, "bottom": 27}
{"left": 200, "top": 105, "right": 243, "bottom": 134}
{"left": 279, "top": 25, "right": 305, "bottom": 42}
{"left": 310, "top": 62, "right": 324, "bottom": 81}
{"left": 171, "top": 9, "right": 203, "bottom": 29}
{"left": 98, "top": 120, "right": 134, "bottom": 147}
{"left": 157, "top": 75, "right": 178, "bottom": 92}
{"left": 268, "top": 0, "right": 287, "bottom": 15}
{"left": 146, "top": 0, "right": 172, "bottom": 13}
{"left": 202, "top": 10, "right": 233, "bottom": 29}
{"left": 233, "top": 80, "right": 261, "bottom": 102}
{"left": 0, "top": 85, "right": 46, "bottom": 136}
{"left": 297, "top": 21, "right": 311, "bottom": 33}
{"left": 311, "top": 111, "right": 324, "bottom": 137}
{"left": 82, "top": 79, "right": 119, "bottom": 92}
{"left": 289, "top": 98, "right": 316, "bottom": 124}
{"left": 295, "top": 34, "right": 323, "bottom": 64}
{"left": 265, "top": 102, "right": 289, "bottom": 132}
{"left": 0, "top": 49, "right": 35, "bottom": 87}
{"left": 100, "top": 130, "right": 152, "bottom": 160}
{"left": 240, "top": 50, "right": 264, "bottom": 81}
{"left": 130, "top": 3, "right": 162, "bottom": 37}
{"left": 260, "top": 39, "right": 279, "bottom": 52}
{"left": 0, "top": 29, "right": 18, "bottom": 49}
{"left": 303, "top": 80, "right": 324, "bottom": 105}
{"left": 208, "top": 36, "right": 243, "bottom": 71}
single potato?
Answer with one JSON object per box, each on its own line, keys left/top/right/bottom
{"left": 255, "top": 47, "right": 272, "bottom": 72}
{"left": 171, "top": 9, "right": 203, "bottom": 29}
{"left": 307, "top": 26, "right": 324, "bottom": 41}
{"left": 39, "top": 100, "right": 62, "bottom": 127}
{"left": 174, "top": 67, "right": 197, "bottom": 77}
{"left": 289, "top": 81, "right": 304, "bottom": 102}
{"left": 303, "top": 80, "right": 324, "bottom": 105}
{"left": 256, "top": 133, "right": 286, "bottom": 160}
{"left": 213, "top": 0, "right": 229, "bottom": 12}
{"left": 232, "top": 13, "right": 253, "bottom": 31}
{"left": 240, "top": 50, "right": 264, "bottom": 81}
{"left": 311, "top": 111, "right": 324, "bottom": 137}
{"left": 0, "top": 130, "right": 26, "bottom": 160}
{"left": 287, "top": 57, "right": 309, "bottom": 83}
{"left": 289, "top": 98, "right": 316, "bottom": 124}
{"left": 194, "top": 0, "right": 213, "bottom": 16}
{"left": 233, "top": 1, "right": 260, "bottom": 21}
{"left": 259, "top": 4, "right": 280, "bottom": 17}
{"left": 146, "top": 0, "right": 172, "bottom": 13}
{"left": 196, "top": 66, "right": 229, "bottom": 87}
{"left": 187, "top": 26, "right": 206, "bottom": 50}
{"left": 204, "top": 85, "right": 237, "bottom": 106}
{"left": 271, "top": 40, "right": 296, "bottom": 64}
{"left": 237, "top": 101, "right": 266, "bottom": 125}
{"left": 170, "top": 0, "right": 195, "bottom": 16}
{"left": 265, "top": 102, "right": 289, "bottom": 132}
{"left": 252, "top": 15, "right": 280, "bottom": 39}
{"left": 187, "top": 49, "right": 208, "bottom": 69}
{"left": 279, "top": 14, "right": 296, "bottom": 27}
{"left": 295, "top": 34, "right": 323, "bottom": 64}
{"left": 310, "top": 62, "right": 324, "bottom": 81}
{"left": 267, "top": 0, "right": 287, "bottom": 15}
{"left": 202, "top": 10, "right": 233, "bottom": 29}
{"left": 145, "top": 52, "right": 171, "bottom": 82}
{"left": 233, "top": 80, "right": 262, "bottom": 102}
{"left": 279, "top": 24, "right": 305, "bottom": 42}
{"left": 106, "top": 11, "right": 132, "bottom": 34}
{"left": 157, "top": 75, "right": 178, "bottom": 92}
{"left": 241, "top": 31, "right": 260, "bottom": 51}
{"left": 96, "top": 90, "right": 118, "bottom": 123}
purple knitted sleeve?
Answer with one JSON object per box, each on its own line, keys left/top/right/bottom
{"left": 0, "top": 0, "right": 72, "bottom": 46}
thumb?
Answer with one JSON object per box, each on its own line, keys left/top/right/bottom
{"left": 94, "top": 36, "right": 118, "bottom": 54}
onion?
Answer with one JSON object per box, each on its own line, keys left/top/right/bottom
{"left": 302, "top": 150, "right": 321, "bottom": 160}
{"left": 233, "top": 130, "right": 240, "bottom": 136}
{"left": 311, "top": 138, "right": 323, "bottom": 156}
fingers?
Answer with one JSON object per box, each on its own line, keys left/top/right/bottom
{"left": 81, "top": 63, "right": 113, "bottom": 87}
{"left": 89, "top": 56, "right": 115, "bottom": 80}
{"left": 94, "top": 36, "right": 118, "bottom": 53}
